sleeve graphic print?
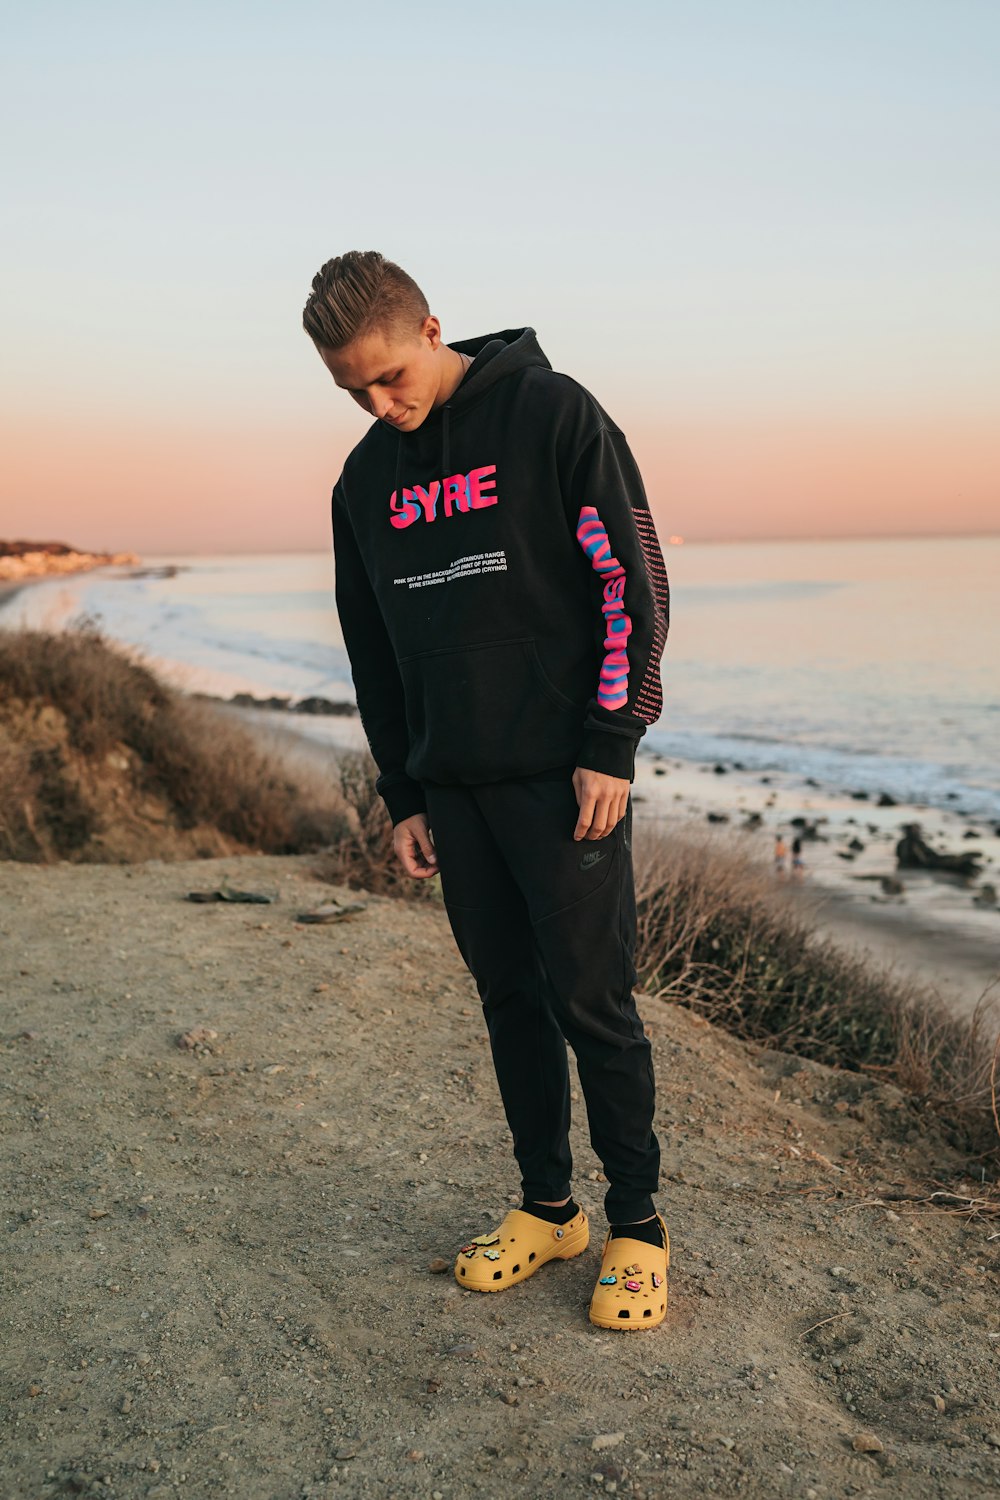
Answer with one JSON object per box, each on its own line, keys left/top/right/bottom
{"left": 570, "top": 425, "right": 670, "bottom": 780}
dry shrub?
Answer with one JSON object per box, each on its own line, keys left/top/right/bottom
{"left": 309, "top": 747, "right": 442, "bottom": 903}
{"left": 0, "top": 620, "right": 349, "bottom": 860}
{"left": 633, "top": 813, "right": 1000, "bottom": 1165}
{"left": 0, "top": 736, "right": 43, "bottom": 860}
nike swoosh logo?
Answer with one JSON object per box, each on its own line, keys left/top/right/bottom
{"left": 579, "top": 847, "right": 609, "bottom": 870}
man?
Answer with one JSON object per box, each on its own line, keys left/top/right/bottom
{"left": 303, "top": 250, "right": 671, "bottom": 1330}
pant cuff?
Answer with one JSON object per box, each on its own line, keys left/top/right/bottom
{"left": 605, "top": 1193, "right": 657, "bottom": 1224}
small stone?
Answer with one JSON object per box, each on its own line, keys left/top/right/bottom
{"left": 717, "top": 1436, "right": 735, "bottom": 1449}
{"left": 592, "top": 1432, "right": 625, "bottom": 1451}
{"left": 829, "top": 1265, "right": 849, "bottom": 1278}
{"left": 405, "top": 1448, "right": 424, "bottom": 1460}
{"left": 428, "top": 1257, "right": 449, "bottom": 1274}
{"left": 985, "top": 1432, "right": 1000, "bottom": 1448}
{"left": 851, "top": 1432, "right": 884, "bottom": 1453}
{"left": 930, "top": 1393, "right": 946, "bottom": 1412}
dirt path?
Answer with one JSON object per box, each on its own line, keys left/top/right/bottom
{"left": 2, "top": 853, "right": 999, "bottom": 1500}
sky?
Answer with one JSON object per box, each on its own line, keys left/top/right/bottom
{"left": 2, "top": 0, "right": 998, "bottom": 553}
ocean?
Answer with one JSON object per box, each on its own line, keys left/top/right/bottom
{"left": 2, "top": 534, "right": 997, "bottom": 820}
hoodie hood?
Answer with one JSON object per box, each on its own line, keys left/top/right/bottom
{"left": 381, "top": 327, "right": 552, "bottom": 504}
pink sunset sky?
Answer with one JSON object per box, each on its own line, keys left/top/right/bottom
{"left": 2, "top": 2, "right": 998, "bottom": 555}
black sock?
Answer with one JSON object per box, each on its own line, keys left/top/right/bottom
{"left": 609, "top": 1215, "right": 665, "bottom": 1249}
{"left": 521, "top": 1197, "right": 579, "bottom": 1225}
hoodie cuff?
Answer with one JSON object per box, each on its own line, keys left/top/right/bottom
{"left": 375, "top": 772, "right": 428, "bottom": 827}
{"left": 575, "top": 717, "right": 640, "bottom": 783}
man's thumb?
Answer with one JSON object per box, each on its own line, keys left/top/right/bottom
{"left": 418, "top": 828, "right": 438, "bottom": 863}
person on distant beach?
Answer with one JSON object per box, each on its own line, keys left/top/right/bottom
{"left": 303, "top": 251, "right": 672, "bottom": 1330}
{"left": 791, "top": 834, "right": 805, "bottom": 879}
{"left": 773, "top": 832, "right": 788, "bottom": 876}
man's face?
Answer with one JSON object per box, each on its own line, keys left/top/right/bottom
{"left": 316, "top": 316, "right": 446, "bottom": 433}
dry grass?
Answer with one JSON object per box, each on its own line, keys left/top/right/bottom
{"left": 633, "top": 815, "right": 1000, "bottom": 1167}
{"left": 0, "top": 619, "right": 349, "bottom": 861}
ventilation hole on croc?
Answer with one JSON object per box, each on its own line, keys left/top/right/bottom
{"left": 460, "top": 1267, "right": 465, "bottom": 1276}
{"left": 528, "top": 1252, "right": 536, "bottom": 1263}
{"left": 512, "top": 1264, "right": 520, "bottom": 1274}
{"left": 660, "top": 1302, "right": 665, "bottom": 1311}
{"left": 643, "top": 1309, "right": 652, "bottom": 1318}
{"left": 493, "top": 1270, "right": 503, "bottom": 1280}
{"left": 618, "top": 1309, "right": 630, "bottom": 1319}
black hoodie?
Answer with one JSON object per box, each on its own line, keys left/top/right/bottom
{"left": 330, "top": 327, "right": 670, "bottom": 826}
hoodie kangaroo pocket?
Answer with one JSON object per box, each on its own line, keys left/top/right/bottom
{"left": 399, "top": 635, "right": 584, "bottom": 783}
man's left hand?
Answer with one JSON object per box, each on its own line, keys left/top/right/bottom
{"left": 572, "top": 767, "right": 630, "bottom": 841}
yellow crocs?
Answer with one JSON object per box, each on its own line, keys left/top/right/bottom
{"left": 454, "top": 1206, "right": 589, "bottom": 1292}
{"left": 588, "top": 1214, "right": 669, "bottom": 1330}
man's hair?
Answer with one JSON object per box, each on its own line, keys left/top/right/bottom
{"left": 302, "top": 250, "right": 430, "bottom": 351}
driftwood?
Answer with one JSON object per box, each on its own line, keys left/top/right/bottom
{"left": 895, "top": 822, "right": 983, "bottom": 877}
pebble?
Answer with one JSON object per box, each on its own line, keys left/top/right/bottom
{"left": 985, "top": 1433, "right": 1000, "bottom": 1448}
{"left": 592, "top": 1432, "right": 625, "bottom": 1451}
{"left": 851, "top": 1432, "right": 884, "bottom": 1453}
{"left": 428, "top": 1257, "right": 450, "bottom": 1274}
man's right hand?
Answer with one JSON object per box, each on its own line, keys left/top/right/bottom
{"left": 393, "top": 812, "right": 439, "bottom": 879}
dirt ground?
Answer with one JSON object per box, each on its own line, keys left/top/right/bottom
{"left": 2, "top": 852, "right": 999, "bottom": 1500}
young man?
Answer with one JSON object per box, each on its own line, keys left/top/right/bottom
{"left": 303, "top": 251, "right": 671, "bottom": 1331}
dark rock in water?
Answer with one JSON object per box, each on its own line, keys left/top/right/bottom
{"left": 973, "top": 883, "right": 997, "bottom": 908}
{"left": 877, "top": 792, "right": 897, "bottom": 806}
{"left": 732, "top": 761, "right": 745, "bottom": 770}
{"left": 880, "top": 875, "right": 905, "bottom": 896}
{"left": 895, "top": 822, "right": 984, "bottom": 877}
{"left": 962, "top": 829, "right": 981, "bottom": 839}
{"left": 229, "top": 692, "right": 292, "bottom": 711}
{"left": 706, "top": 811, "right": 729, "bottom": 823}
{"left": 805, "top": 777, "right": 820, "bottom": 787}
{"left": 945, "top": 791, "right": 959, "bottom": 800}
{"left": 713, "top": 763, "right": 728, "bottom": 775}
{"left": 850, "top": 789, "right": 870, "bottom": 801}
{"left": 293, "top": 696, "right": 358, "bottom": 716}
{"left": 760, "top": 776, "right": 772, "bottom": 784}
{"left": 847, "top": 836, "right": 865, "bottom": 852}
{"left": 742, "top": 811, "right": 763, "bottom": 828}
{"left": 653, "top": 767, "right": 667, "bottom": 776}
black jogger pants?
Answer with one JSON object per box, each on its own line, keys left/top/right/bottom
{"left": 422, "top": 770, "right": 660, "bottom": 1225}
